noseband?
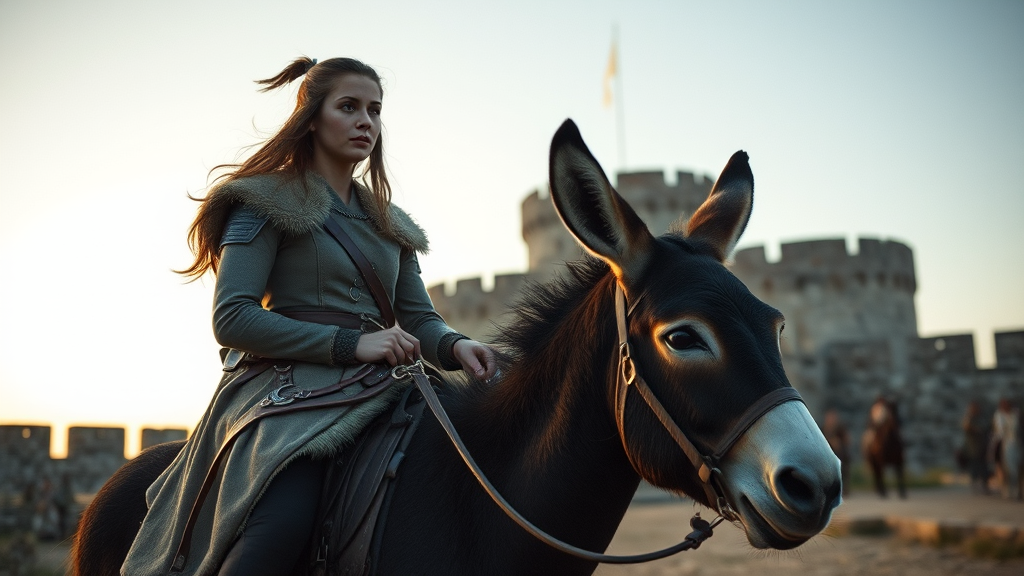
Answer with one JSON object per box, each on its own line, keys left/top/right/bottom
{"left": 613, "top": 282, "right": 804, "bottom": 521}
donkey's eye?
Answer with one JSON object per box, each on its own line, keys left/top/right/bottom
{"left": 665, "top": 328, "right": 706, "bottom": 352}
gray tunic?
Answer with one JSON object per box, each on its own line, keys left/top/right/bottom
{"left": 122, "top": 172, "right": 460, "bottom": 575}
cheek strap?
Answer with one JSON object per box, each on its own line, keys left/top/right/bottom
{"left": 613, "top": 282, "right": 803, "bottom": 520}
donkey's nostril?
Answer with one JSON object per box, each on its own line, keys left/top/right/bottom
{"left": 775, "top": 466, "right": 816, "bottom": 508}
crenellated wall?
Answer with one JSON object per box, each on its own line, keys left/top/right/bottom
{"left": 0, "top": 425, "right": 188, "bottom": 502}
{"left": 428, "top": 273, "right": 530, "bottom": 343}
{"left": 731, "top": 238, "right": 918, "bottom": 360}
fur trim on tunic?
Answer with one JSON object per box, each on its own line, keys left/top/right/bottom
{"left": 202, "top": 171, "right": 430, "bottom": 254}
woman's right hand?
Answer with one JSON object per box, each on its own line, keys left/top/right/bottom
{"left": 354, "top": 325, "right": 421, "bottom": 366}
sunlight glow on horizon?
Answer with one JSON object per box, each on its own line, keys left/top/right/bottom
{"left": 2, "top": 1, "right": 1022, "bottom": 454}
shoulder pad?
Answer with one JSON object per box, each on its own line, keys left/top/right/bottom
{"left": 220, "top": 207, "right": 268, "bottom": 247}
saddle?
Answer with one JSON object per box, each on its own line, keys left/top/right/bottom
{"left": 304, "top": 213, "right": 429, "bottom": 575}
{"left": 306, "top": 381, "right": 428, "bottom": 576}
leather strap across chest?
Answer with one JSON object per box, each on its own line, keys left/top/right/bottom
{"left": 613, "top": 283, "right": 803, "bottom": 520}
{"left": 323, "top": 213, "right": 396, "bottom": 328}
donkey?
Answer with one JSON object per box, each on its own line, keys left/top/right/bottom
{"left": 73, "top": 120, "right": 841, "bottom": 575}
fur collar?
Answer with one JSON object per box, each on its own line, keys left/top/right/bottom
{"left": 204, "top": 171, "right": 429, "bottom": 253}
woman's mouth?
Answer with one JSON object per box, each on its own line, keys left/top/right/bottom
{"left": 351, "top": 136, "right": 371, "bottom": 145}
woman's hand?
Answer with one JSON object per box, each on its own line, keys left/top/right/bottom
{"left": 355, "top": 325, "right": 421, "bottom": 366}
{"left": 453, "top": 339, "right": 497, "bottom": 382}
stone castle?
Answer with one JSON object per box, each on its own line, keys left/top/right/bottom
{"left": 428, "top": 169, "right": 1024, "bottom": 474}
{"left": 1, "top": 167, "right": 1021, "bottom": 512}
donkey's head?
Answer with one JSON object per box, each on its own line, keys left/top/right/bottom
{"left": 548, "top": 120, "right": 841, "bottom": 549}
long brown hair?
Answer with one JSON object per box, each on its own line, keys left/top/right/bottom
{"left": 179, "top": 56, "right": 392, "bottom": 279}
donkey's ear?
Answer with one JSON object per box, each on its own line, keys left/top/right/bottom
{"left": 548, "top": 119, "right": 654, "bottom": 281}
{"left": 685, "top": 151, "right": 754, "bottom": 262}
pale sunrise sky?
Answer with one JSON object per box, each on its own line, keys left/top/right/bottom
{"left": 1, "top": 0, "right": 1022, "bottom": 457}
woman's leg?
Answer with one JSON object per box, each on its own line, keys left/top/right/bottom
{"left": 218, "top": 456, "right": 327, "bottom": 576}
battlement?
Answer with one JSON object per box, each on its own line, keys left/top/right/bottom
{"left": 731, "top": 237, "right": 917, "bottom": 295}
{"left": 428, "top": 273, "right": 531, "bottom": 341}
{"left": 911, "top": 334, "right": 977, "bottom": 374}
{"left": 994, "top": 330, "right": 1024, "bottom": 370}
{"left": 0, "top": 425, "right": 188, "bottom": 496}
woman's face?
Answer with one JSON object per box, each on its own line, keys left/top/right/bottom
{"left": 310, "top": 73, "right": 382, "bottom": 168}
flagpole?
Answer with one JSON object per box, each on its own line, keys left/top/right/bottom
{"left": 613, "top": 25, "right": 626, "bottom": 173}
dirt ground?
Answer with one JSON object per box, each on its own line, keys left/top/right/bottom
{"left": 29, "top": 488, "right": 1024, "bottom": 575}
{"left": 595, "top": 495, "right": 1024, "bottom": 576}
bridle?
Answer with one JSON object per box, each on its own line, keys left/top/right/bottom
{"left": 397, "top": 281, "right": 804, "bottom": 564}
{"left": 613, "top": 282, "right": 804, "bottom": 523}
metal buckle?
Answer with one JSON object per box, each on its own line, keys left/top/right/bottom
{"left": 267, "top": 384, "right": 299, "bottom": 406}
{"left": 704, "top": 465, "right": 740, "bottom": 522}
{"left": 619, "top": 343, "right": 636, "bottom": 386}
{"left": 391, "top": 360, "right": 424, "bottom": 381}
{"left": 716, "top": 496, "right": 740, "bottom": 522}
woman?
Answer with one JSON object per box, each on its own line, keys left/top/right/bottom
{"left": 122, "top": 57, "right": 496, "bottom": 576}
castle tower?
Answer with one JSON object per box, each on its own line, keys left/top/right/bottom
{"left": 520, "top": 171, "right": 714, "bottom": 281}
{"left": 730, "top": 238, "right": 918, "bottom": 416}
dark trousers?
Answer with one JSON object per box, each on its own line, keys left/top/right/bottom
{"left": 218, "top": 456, "right": 327, "bottom": 576}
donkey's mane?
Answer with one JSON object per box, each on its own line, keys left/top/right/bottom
{"left": 493, "top": 256, "right": 612, "bottom": 371}
{"left": 445, "top": 257, "right": 619, "bottom": 445}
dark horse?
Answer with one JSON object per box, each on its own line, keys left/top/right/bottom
{"left": 73, "top": 120, "right": 842, "bottom": 575}
{"left": 862, "top": 397, "right": 906, "bottom": 498}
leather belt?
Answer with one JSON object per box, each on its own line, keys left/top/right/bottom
{"left": 275, "top": 307, "right": 380, "bottom": 331}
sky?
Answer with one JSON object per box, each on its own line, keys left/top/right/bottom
{"left": 1, "top": 0, "right": 1022, "bottom": 458}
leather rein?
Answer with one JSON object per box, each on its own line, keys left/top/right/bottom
{"left": 391, "top": 281, "right": 804, "bottom": 565}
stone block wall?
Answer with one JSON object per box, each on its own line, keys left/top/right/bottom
{"left": 427, "top": 273, "right": 529, "bottom": 343}
{"left": 995, "top": 330, "right": 1024, "bottom": 370}
{"left": 141, "top": 427, "right": 189, "bottom": 451}
{"left": 820, "top": 331, "right": 1024, "bottom": 474}
{"left": 0, "top": 425, "right": 188, "bottom": 502}
{"left": 0, "top": 426, "right": 53, "bottom": 500}
{"left": 731, "top": 237, "right": 918, "bottom": 370}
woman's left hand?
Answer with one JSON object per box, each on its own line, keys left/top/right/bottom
{"left": 453, "top": 339, "right": 497, "bottom": 382}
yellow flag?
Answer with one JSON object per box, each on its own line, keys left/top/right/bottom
{"left": 603, "top": 41, "right": 617, "bottom": 108}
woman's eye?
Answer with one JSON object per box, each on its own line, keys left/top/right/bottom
{"left": 341, "top": 103, "right": 354, "bottom": 111}
{"left": 665, "top": 328, "right": 705, "bottom": 351}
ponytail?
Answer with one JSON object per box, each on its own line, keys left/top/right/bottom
{"left": 255, "top": 57, "right": 317, "bottom": 92}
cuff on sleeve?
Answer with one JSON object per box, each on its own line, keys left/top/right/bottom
{"left": 331, "top": 328, "right": 363, "bottom": 366}
{"left": 437, "top": 331, "right": 470, "bottom": 371}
